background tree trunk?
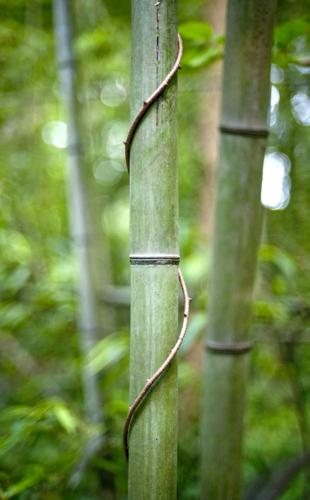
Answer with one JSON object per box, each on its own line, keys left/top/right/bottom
{"left": 199, "top": 0, "right": 227, "bottom": 241}
{"left": 128, "top": 1, "right": 179, "bottom": 498}
{"left": 201, "top": 1, "right": 277, "bottom": 498}
{"left": 53, "top": 0, "right": 102, "bottom": 432}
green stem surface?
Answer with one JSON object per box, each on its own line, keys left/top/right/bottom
{"left": 201, "top": 1, "right": 277, "bottom": 498}
{"left": 129, "top": 1, "right": 179, "bottom": 499}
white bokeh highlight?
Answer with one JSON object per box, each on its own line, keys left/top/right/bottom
{"left": 261, "top": 151, "right": 291, "bottom": 210}
{"left": 42, "top": 121, "right": 68, "bottom": 149}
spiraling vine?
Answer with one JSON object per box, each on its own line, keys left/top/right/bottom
{"left": 123, "top": 33, "right": 190, "bottom": 461}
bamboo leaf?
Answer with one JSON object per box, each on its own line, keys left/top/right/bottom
{"left": 86, "top": 332, "right": 128, "bottom": 375}
{"left": 179, "top": 22, "right": 213, "bottom": 42}
{"left": 3, "top": 469, "right": 43, "bottom": 498}
{"left": 52, "top": 404, "right": 78, "bottom": 434}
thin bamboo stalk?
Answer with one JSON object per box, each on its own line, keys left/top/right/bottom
{"left": 128, "top": 1, "right": 179, "bottom": 498}
{"left": 199, "top": 0, "right": 227, "bottom": 240}
{"left": 201, "top": 1, "right": 277, "bottom": 498}
{"left": 53, "top": 0, "right": 102, "bottom": 430}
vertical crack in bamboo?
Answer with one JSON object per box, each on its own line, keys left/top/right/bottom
{"left": 124, "top": 34, "right": 183, "bottom": 172}
{"left": 123, "top": 34, "right": 190, "bottom": 461}
{"left": 155, "top": 1, "right": 160, "bottom": 126}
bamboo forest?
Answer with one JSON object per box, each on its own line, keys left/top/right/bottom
{"left": 1, "top": 0, "right": 310, "bottom": 498}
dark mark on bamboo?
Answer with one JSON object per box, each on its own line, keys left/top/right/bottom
{"left": 58, "top": 58, "right": 76, "bottom": 70}
{"left": 205, "top": 339, "right": 253, "bottom": 354}
{"left": 220, "top": 124, "right": 269, "bottom": 138}
{"left": 130, "top": 254, "right": 180, "bottom": 265}
{"left": 67, "top": 142, "right": 82, "bottom": 155}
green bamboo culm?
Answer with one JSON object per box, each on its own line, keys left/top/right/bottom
{"left": 128, "top": 1, "right": 179, "bottom": 499}
{"left": 53, "top": 0, "right": 102, "bottom": 434}
{"left": 201, "top": 1, "right": 277, "bottom": 499}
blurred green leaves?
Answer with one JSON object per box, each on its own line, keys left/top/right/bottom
{"left": 179, "top": 21, "right": 224, "bottom": 69}
{"left": 180, "top": 21, "right": 213, "bottom": 42}
{"left": 273, "top": 16, "right": 310, "bottom": 66}
{"left": 75, "top": 27, "right": 111, "bottom": 59}
{"left": 0, "top": 399, "right": 93, "bottom": 497}
{"left": 259, "top": 244, "right": 296, "bottom": 280}
{"left": 86, "top": 331, "right": 128, "bottom": 375}
{"left": 0, "top": 468, "right": 44, "bottom": 499}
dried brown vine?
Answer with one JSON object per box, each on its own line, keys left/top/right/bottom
{"left": 124, "top": 33, "right": 183, "bottom": 172}
{"left": 123, "top": 33, "right": 190, "bottom": 461}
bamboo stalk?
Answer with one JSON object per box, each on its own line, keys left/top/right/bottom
{"left": 199, "top": 0, "right": 227, "bottom": 240}
{"left": 128, "top": 1, "right": 179, "bottom": 498}
{"left": 201, "top": 1, "right": 277, "bottom": 498}
{"left": 53, "top": 0, "right": 102, "bottom": 431}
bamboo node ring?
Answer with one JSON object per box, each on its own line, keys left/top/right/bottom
{"left": 205, "top": 339, "right": 253, "bottom": 354}
{"left": 219, "top": 124, "right": 269, "bottom": 138}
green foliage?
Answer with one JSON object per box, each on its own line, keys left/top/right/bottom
{"left": 86, "top": 331, "right": 128, "bottom": 375}
{"left": 273, "top": 16, "right": 310, "bottom": 66}
{"left": 0, "top": 399, "right": 93, "bottom": 497}
{"left": 179, "top": 21, "right": 224, "bottom": 69}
